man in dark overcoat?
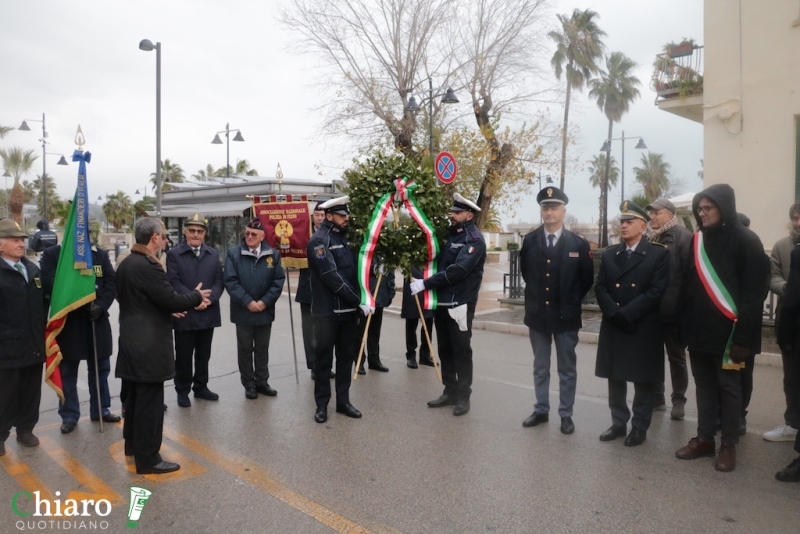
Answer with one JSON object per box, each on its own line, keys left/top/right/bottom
{"left": 595, "top": 201, "right": 669, "bottom": 447}
{"left": 0, "top": 219, "right": 46, "bottom": 456}
{"left": 401, "top": 266, "right": 434, "bottom": 369}
{"left": 167, "top": 213, "right": 224, "bottom": 408}
{"left": 41, "top": 226, "right": 119, "bottom": 435}
{"left": 296, "top": 202, "right": 327, "bottom": 379}
{"left": 355, "top": 257, "right": 394, "bottom": 374}
{"left": 116, "top": 217, "right": 210, "bottom": 475}
{"left": 520, "top": 186, "right": 594, "bottom": 435}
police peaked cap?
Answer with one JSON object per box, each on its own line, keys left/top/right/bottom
{"left": 320, "top": 196, "right": 350, "bottom": 215}
{"left": 450, "top": 193, "right": 481, "bottom": 213}
{"left": 619, "top": 200, "right": 649, "bottom": 222}
{"left": 537, "top": 186, "right": 568, "bottom": 206}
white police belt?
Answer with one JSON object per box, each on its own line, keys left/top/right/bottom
{"left": 448, "top": 304, "right": 469, "bottom": 332}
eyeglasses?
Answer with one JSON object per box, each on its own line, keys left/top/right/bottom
{"left": 186, "top": 228, "right": 205, "bottom": 234}
{"left": 696, "top": 205, "right": 716, "bottom": 215}
{"left": 244, "top": 231, "right": 263, "bottom": 237}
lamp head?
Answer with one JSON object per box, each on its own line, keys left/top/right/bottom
{"left": 600, "top": 140, "right": 611, "bottom": 152}
{"left": 56, "top": 156, "right": 68, "bottom": 166}
{"left": 232, "top": 131, "right": 245, "bottom": 142}
{"left": 139, "top": 39, "right": 156, "bottom": 51}
{"left": 441, "top": 87, "right": 459, "bottom": 104}
{"left": 19, "top": 121, "right": 31, "bottom": 131}
{"left": 405, "top": 96, "right": 421, "bottom": 113}
{"left": 211, "top": 134, "right": 223, "bottom": 145}
{"left": 635, "top": 138, "right": 647, "bottom": 149}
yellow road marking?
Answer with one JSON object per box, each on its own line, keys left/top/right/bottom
{"left": 109, "top": 440, "right": 207, "bottom": 482}
{"left": 38, "top": 436, "right": 123, "bottom": 506}
{"left": 163, "top": 425, "right": 377, "bottom": 534}
{"left": 0, "top": 447, "right": 57, "bottom": 503}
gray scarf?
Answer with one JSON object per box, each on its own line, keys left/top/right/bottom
{"left": 645, "top": 215, "right": 679, "bottom": 242}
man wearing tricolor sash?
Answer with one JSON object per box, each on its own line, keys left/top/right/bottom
{"left": 675, "top": 184, "right": 767, "bottom": 472}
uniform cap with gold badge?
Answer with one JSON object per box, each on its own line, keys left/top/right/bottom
{"left": 536, "top": 186, "right": 569, "bottom": 206}
{"left": 619, "top": 200, "right": 649, "bottom": 221}
{"left": 0, "top": 218, "right": 28, "bottom": 238}
{"left": 450, "top": 193, "right": 481, "bottom": 213}
{"left": 320, "top": 196, "right": 350, "bottom": 215}
{"left": 185, "top": 213, "right": 208, "bottom": 228}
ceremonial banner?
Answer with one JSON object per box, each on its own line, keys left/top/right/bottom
{"left": 253, "top": 194, "right": 310, "bottom": 268}
{"left": 44, "top": 150, "right": 97, "bottom": 401}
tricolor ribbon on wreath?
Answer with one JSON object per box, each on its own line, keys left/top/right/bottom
{"left": 693, "top": 231, "right": 744, "bottom": 370}
{"left": 357, "top": 176, "right": 439, "bottom": 309}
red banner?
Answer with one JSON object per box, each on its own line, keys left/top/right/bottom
{"left": 253, "top": 198, "right": 311, "bottom": 268}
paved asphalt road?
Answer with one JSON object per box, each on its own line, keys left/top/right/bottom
{"left": 2, "top": 289, "right": 799, "bottom": 533}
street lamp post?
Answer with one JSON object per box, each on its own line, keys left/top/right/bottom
{"left": 599, "top": 130, "right": 647, "bottom": 204}
{"left": 2, "top": 170, "right": 10, "bottom": 219}
{"left": 211, "top": 124, "right": 245, "bottom": 183}
{"left": 139, "top": 39, "right": 162, "bottom": 216}
{"left": 405, "top": 79, "right": 459, "bottom": 155}
{"left": 19, "top": 113, "right": 69, "bottom": 222}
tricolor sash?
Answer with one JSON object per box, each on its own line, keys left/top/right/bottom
{"left": 693, "top": 232, "right": 744, "bottom": 370}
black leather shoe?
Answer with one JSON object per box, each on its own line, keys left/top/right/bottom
{"left": 427, "top": 394, "right": 457, "bottom": 408}
{"left": 336, "top": 403, "right": 362, "bottom": 418}
{"left": 256, "top": 384, "right": 277, "bottom": 397}
{"left": 560, "top": 417, "right": 575, "bottom": 435}
{"left": 368, "top": 359, "right": 389, "bottom": 372}
{"left": 407, "top": 359, "right": 418, "bottom": 369}
{"left": 16, "top": 432, "right": 39, "bottom": 447}
{"left": 136, "top": 461, "right": 180, "bottom": 475}
{"left": 419, "top": 356, "right": 434, "bottom": 367}
{"left": 624, "top": 427, "right": 647, "bottom": 447}
{"left": 314, "top": 407, "right": 328, "bottom": 424}
{"left": 599, "top": 426, "right": 627, "bottom": 442}
{"left": 356, "top": 363, "right": 366, "bottom": 375}
{"left": 522, "top": 413, "right": 549, "bottom": 428}
{"left": 776, "top": 457, "right": 800, "bottom": 482}
{"left": 245, "top": 387, "right": 258, "bottom": 399}
{"left": 194, "top": 389, "right": 219, "bottom": 401}
{"left": 177, "top": 394, "right": 191, "bottom": 407}
{"left": 0, "top": 441, "right": 5, "bottom": 456}
{"left": 90, "top": 413, "right": 122, "bottom": 422}
{"left": 60, "top": 422, "right": 77, "bottom": 435}
{"left": 453, "top": 401, "right": 470, "bottom": 416}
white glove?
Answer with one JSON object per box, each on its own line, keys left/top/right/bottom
{"left": 359, "top": 304, "right": 375, "bottom": 316}
{"left": 448, "top": 304, "right": 469, "bottom": 332}
{"left": 409, "top": 278, "right": 425, "bottom": 295}
{"left": 377, "top": 263, "right": 385, "bottom": 275}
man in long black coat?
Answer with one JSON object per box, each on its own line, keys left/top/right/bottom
{"left": 401, "top": 266, "right": 434, "bottom": 369}
{"left": 41, "top": 228, "right": 119, "bottom": 435}
{"left": 595, "top": 201, "right": 669, "bottom": 447}
{"left": 116, "top": 217, "right": 210, "bottom": 475}
{"left": 166, "top": 213, "right": 224, "bottom": 407}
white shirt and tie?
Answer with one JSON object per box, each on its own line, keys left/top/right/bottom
{"left": 545, "top": 227, "right": 563, "bottom": 249}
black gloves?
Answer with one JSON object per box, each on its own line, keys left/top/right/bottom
{"left": 89, "top": 303, "right": 104, "bottom": 321}
{"left": 611, "top": 311, "right": 637, "bottom": 333}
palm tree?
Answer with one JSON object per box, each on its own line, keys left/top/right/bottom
{"left": 192, "top": 163, "right": 217, "bottom": 181}
{"left": 234, "top": 159, "right": 259, "bottom": 176}
{"left": 51, "top": 199, "right": 72, "bottom": 228}
{"left": 549, "top": 9, "right": 606, "bottom": 191}
{"left": 589, "top": 51, "right": 641, "bottom": 246}
{"left": 33, "top": 174, "right": 61, "bottom": 221}
{"left": 588, "top": 154, "right": 619, "bottom": 231}
{"left": 150, "top": 159, "right": 186, "bottom": 191}
{"left": 0, "top": 125, "right": 13, "bottom": 138}
{"left": 633, "top": 152, "right": 671, "bottom": 202}
{"left": 103, "top": 191, "right": 134, "bottom": 231}
{"left": 0, "top": 147, "right": 39, "bottom": 224}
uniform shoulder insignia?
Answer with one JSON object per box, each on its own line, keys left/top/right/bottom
{"left": 470, "top": 229, "right": 482, "bottom": 239}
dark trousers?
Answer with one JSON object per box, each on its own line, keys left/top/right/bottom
{"left": 434, "top": 305, "right": 475, "bottom": 402}
{"left": 791, "top": 345, "right": 800, "bottom": 453}
{"left": 608, "top": 379, "right": 654, "bottom": 430}
{"left": 782, "top": 348, "right": 800, "bottom": 429}
{"left": 689, "top": 350, "right": 742, "bottom": 446}
{"left": 654, "top": 324, "right": 689, "bottom": 404}
{"left": 174, "top": 328, "right": 215, "bottom": 394}
{"left": 235, "top": 324, "right": 272, "bottom": 389}
{"left": 300, "top": 303, "right": 315, "bottom": 370}
{"left": 740, "top": 353, "right": 756, "bottom": 416}
{"left": 0, "top": 364, "right": 42, "bottom": 441}
{"left": 122, "top": 380, "right": 165, "bottom": 470}
{"left": 312, "top": 315, "right": 358, "bottom": 408}
{"left": 58, "top": 357, "right": 112, "bottom": 422}
{"left": 405, "top": 317, "right": 434, "bottom": 360}
{"left": 359, "top": 307, "right": 384, "bottom": 362}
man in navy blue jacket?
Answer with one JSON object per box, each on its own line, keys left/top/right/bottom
{"left": 167, "top": 213, "right": 224, "bottom": 408}
{"left": 519, "top": 187, "right": 593, "bottom": 435}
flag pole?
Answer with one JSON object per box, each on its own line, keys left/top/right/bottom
{"left": 414, "top": 292, "right": 441, "bottom": 382}
{"left": 91, "top": 321, "right": 104, "bottom": 433}
{"left": 285, "top": 269, "right": 299, "bottom": 385}
{"left": 353, "top": 272, "right": 383, "bottom": 381}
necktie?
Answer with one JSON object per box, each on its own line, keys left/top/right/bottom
{"left": 252, "top": 249, "right": 258, "bottom": 256}
{"left": 547, "top": 234, "right": 555, "bottom": 248}
{"left": 193, "top": 248, "right": 200, "bottom": 258}
{"left": 14, "top": 263, "right": 27, "bottom": 282}
{"left": 625, "top": 248, "right": 633, "bottom": 262}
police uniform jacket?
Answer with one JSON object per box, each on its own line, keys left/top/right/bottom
{"left": 422, "top": 221, "right": 486, "bottom": 307}
{"left": 307, "top": 219, "right": 360, "bottom": 318}
{"left": 167, "top": 242, "right": 224, "bottom": 331}
{"left": 520, "top": 226, "right": 593, "bottom": 332}
{"left": 224, "top": 240, "right": 286, "bottom": 326}
{"left": 0, "top": 257, "right": 45, "bottom": 370}
{"left": 40, "top": 245, "right": 115, "bottom": 361}
{"left": 115, "top": 245, "right": 202, "bottom": 383}
{"left": 595, "top": 238, "right": 670, "bottom": 383}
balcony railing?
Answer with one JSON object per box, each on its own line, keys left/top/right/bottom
{"left": 650, "top": 43, "right": 704, "bottom": 102}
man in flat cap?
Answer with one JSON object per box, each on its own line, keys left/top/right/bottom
{"left": 0, "top": 219, "right": 46, "bottom": 456}
{"left": 519, "top": 186, "right": 593, "bottom": 434}
{"left": 595, "top": 201, "right": 669, "bottom": 447}
{"left": 645, "top": 198, "right": 693, "bottom": 420}
{"left": 411, "top": 193, "right": 486, "bottom": 416}
{"left": 224, "top": 218, "right": 286, "bottom": 400}
{"left": 306, "top": 196, "right": 364, "bottom": 423}
{"left": 167, "top": 213, "right": 224, "bottom": 407}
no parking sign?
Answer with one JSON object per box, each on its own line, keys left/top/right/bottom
{"left": 434, "top": 151, "right": 457, "bottom": 184}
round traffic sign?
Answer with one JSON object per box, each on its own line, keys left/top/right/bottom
{"left": 434, "top": 151, "right": 458, "bottom": 184}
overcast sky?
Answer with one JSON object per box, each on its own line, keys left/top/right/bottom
{"left": 0, "top": 0, "right": 703, "bottom": 226}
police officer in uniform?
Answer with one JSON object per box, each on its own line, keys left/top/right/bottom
{"left": 307, "top": 196, "right": 364, "bottom": 423}
{"left": 520, "top": 186, "right": 594, "bottom": 434}
{"left": 411, "top": 193, "right": 486, "bottom": 416}
{"left": 595, "top": 201, "right": 670, "bottom": 446}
